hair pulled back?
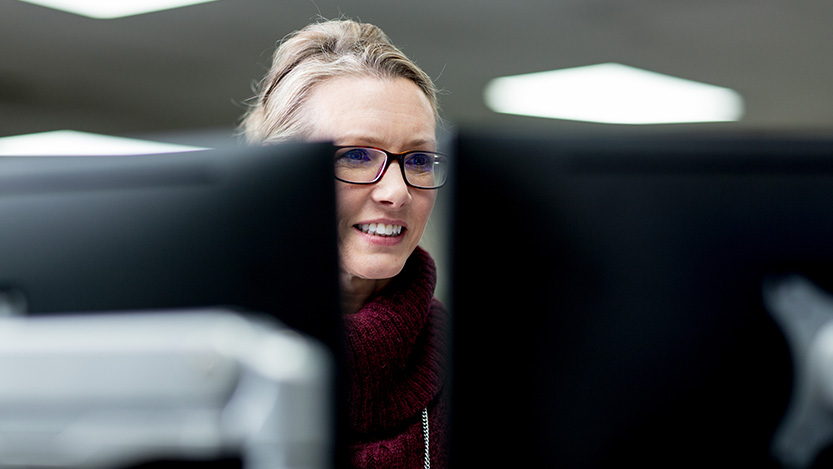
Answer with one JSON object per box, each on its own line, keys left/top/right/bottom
{"left": 240, "top": 19, "right": 438, "bottom": 144}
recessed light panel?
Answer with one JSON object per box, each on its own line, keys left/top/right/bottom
{"left": 484, "top": 63, "right": 744, "bottom": 125}
{"left": 0, "top": 130, "right": 208, "bottom": 156}
{"left": 18, "top": 0, "right": 220, "bottom": 19}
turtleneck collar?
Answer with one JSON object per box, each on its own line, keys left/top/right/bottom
{"left": 342, "top": 246, "right": 446, "bottom": 434}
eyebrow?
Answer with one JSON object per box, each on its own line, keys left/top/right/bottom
{"left": 335, "top": 135, "right": 437, "bottom": 151}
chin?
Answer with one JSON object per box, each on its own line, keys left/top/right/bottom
{"left": 341, "top": 252, "right": 410, "bottom": 281}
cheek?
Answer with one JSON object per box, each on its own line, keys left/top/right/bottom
{"left": 411, "top": 192, "right": 437, "bottom": 232}
{"left": 334, "top": 191, "right": 350, "bottom": 228}
{"left": 334, "top": 184, "right": 364, "bottom": 227}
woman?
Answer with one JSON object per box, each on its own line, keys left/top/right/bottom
{"left": 240, "top": 19, "right": 449, "bottom": 468}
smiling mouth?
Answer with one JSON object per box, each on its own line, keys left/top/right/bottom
{"left": 356, "top": 223, "right": 404, "bottom": 237}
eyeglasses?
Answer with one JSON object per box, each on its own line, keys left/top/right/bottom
{"left": 334, "top": 146, "right": 449, "bottom": 189}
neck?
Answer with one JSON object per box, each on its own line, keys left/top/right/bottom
{"left": 340, "top": 272, "right": 393, "bottom": 315}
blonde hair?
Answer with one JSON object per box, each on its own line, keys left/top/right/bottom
{"left": 239, "top": 19, "right": 439, "bottom": 144}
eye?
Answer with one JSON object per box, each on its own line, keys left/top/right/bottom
{"left": 404, "top": 152, "right": 434, "bottom": 171}
{"left": 340, "top": 148, "right": 372, "bottom": 162}
{"left": 335, "top": 147, "right": 378, "bottom": 168}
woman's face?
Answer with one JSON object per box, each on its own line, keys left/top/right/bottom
{"left": 304, "top": 76, "right": 437, "bottom": 281}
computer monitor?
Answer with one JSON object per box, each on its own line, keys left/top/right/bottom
{"left": 450, "top": 130, "right": 833, "bottom": 468}
{"left": 0, "top": 142, "right": 340, "bottom": 346}
{"left": 0, "top": 142, "right": 344, "bottom": 467}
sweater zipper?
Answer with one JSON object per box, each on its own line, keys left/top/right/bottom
{"left": 422, "top": 407, "right": 430, "bottom": 469}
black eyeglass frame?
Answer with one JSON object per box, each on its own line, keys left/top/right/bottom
{"left": 334, "top": 146, "right": 449, "bottom": 190}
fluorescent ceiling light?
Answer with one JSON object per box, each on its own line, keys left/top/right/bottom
{"left": 484, "top": 63, "right": 744, "bottom": 125}
{"left": 17, "top": 0, "right": 220, "bottom": 19}
{"left": 0, "top": 130, "right": 208, "bottom": 156}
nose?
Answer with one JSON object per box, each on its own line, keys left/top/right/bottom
{"left": 371, "top": 161, "right": 411, "bottom": 208}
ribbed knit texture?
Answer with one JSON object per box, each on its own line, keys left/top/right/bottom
{"left": 344, "top": 246, "right": 449, "bottom": 468}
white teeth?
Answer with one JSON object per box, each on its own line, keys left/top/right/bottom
{"left": 358, "top": 223, "right": 404, "bottom": 237}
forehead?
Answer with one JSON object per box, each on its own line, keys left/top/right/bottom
{"left": 303, "top": 76, "right": 437, "bottom": 151}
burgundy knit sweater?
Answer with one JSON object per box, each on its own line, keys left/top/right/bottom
{"left": 343, "top": 246, "right": 449, "bottom": 468}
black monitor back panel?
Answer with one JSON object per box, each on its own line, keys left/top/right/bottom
{"left": 450, "top": 131, "right": 833, "bottom": 468}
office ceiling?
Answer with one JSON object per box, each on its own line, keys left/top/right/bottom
{"left": 2, "top": 0, "right": 833, "bottom": 147}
